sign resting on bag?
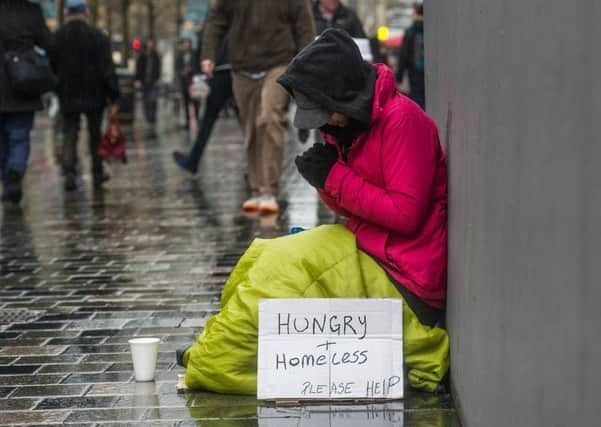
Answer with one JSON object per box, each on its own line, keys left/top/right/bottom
{"left": 257, "top": 299, "right": 403, "bottom": 400}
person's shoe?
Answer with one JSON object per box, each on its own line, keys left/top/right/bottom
{"left": 92, "top": 172, "right": 110, "bottom": 189}
{"left": 64, "top": 174, "right": 77, "bottom": 192}
{"left": 259, "top": 195, "right": 279, "bottom": 214}
{"left": 242, "top": 195, "right": 262, "bottom": 211}
{"left": 173, "top": 151, "right": 197, "bottom": 174}
{"left": 5, "top": 171, "right": 23, "bottom": 204}
{"left": 176, "top": 344, "right": 192, "bottom": 368}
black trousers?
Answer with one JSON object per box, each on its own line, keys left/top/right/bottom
{"left": 180, "top": 80, "right": 200, "bottom": 127}
{"left": 143, "top": 84, "right": 159, "bottom": 124}
{"left": 62, "top": 110, "right": 103, "bottom": 181}
{"left": 188, "top": 71, "right": 233, "bottom": 167}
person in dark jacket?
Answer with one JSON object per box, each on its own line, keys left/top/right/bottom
{"left": 135, "top": 39, "right": 161, "bottom": 124}
{"left": 175, "top": 38, "right": 199, "bottom": 129}
{"left": 396, "top": 4, "right": 425, "bottom": 109}
{"left": 52, "top": 0, "right": 120, "bottom": 191}
{"left": 313, "top": 0, "right": 366, "bottom": 37}
{"left": 0, "top": 0, "right": 53, "bottom": 204}
{"left": 173, "top": 33, "right": 233, "bottom": 175}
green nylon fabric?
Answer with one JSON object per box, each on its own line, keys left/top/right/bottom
{"left": 184, "top": 225, "right": 449, "bottom": 394}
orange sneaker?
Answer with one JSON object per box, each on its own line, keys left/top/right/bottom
{"left": 259, "top": 196, "right": 279, "bottom": 214}
{"left": 242, "top": 196, "right": 261, "bottom": 211}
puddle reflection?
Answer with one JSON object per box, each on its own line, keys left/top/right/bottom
{"left": 182, "top": 391, "right": 459, "bottom": 427}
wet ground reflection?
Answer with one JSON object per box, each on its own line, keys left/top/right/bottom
{"left": 178, "top": 391, "right": 459, "bottom": 426}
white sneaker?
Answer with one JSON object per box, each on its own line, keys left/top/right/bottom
{"left": 258, "top": 195, "right": 279, "bottom": 214}
{"left": 242, "top": 196, "right": 261, "bottom": 211}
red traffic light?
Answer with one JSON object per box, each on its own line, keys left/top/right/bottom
{"left": 132, "top": 39, "right": 142, "bottom": 50}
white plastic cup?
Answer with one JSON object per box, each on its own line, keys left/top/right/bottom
{"left": 129, "top": 337, "right": 160, "bottom": 382}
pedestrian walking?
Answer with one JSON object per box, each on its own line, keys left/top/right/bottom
{"left": 51, "top": 0, "right": 120, "bottom": 191}
{"left": 313, "top": 0, "right": 367, "bottom": 37}
{"left": 396, "top": 4, "right": 425, "bottom": 109}
{"left": 173, "top": 34, "right": 233, "bottom": 175}
{"left": 175, "top": 38, "right": 199, "bottom": 129}
{"left": 0, "top": 0, "right": 53, "bottom": 204}
{"left": 201, "top": 0, "right": 315, "bottom": 214}
{"left": 134, "top": 39, "right": 161, "bottom": 125}
{"left": 178, "top": 29, "right": 449, "bottom": 395}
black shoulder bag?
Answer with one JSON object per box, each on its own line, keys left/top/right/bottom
{"left": 2, "top": 36, "right": 57, "bottom": 97}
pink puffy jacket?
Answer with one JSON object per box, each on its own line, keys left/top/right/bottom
{"left": 319, "top": 64, "right": 448, "bottom": 309}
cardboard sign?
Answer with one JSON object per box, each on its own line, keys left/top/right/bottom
{"left": 257, "top": 299, "right": 403, "bottom": 400}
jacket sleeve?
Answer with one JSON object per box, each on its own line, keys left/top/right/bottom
{"left": 33, "top": 6, "right": 52, "bottom": 53}
{"left": 48, "top": 29, "right": 60, "bottom": 73}
{"left": 202, "top": 0, "right": 228, "bottom": 63}
{"left": 323, "top": 114, "right": 437, "bottom": 236}
{"left": 318, "top": 189, "right": 352, "bottom": 217}
{"left": 292, "top": 0, "right": 316, "bottom": 52}
{"left": 396, "top": 28, "right": 413, "bottom": 82}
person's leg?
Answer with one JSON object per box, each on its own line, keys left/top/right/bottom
{"left": 142, "top": 90, "right": 151, "bottom": 123}
{"left": 173, "top": 72, "right": 234, "bottom": 174}
{"left": 180, "top": 81, "right": 192, "bottom": 128}
{"left": 191, "top": 99, "right": 200, "bottom": 123}
{"left": 62, "top": 112, "right": 80, "bottom": 190}
{"left": 3, "top": 112, "right": 34, "bottom": 203}
{"left": 85, "top": 111, "right": 105, "bottom": 187}
{"left": 148, "top": 85, "right": 159, "bottom": 124}
{"left": 232, "top": 72, "right": 262, "bottom": 208}
{"left": 409, "top": 77, "right": 426, "bottom": 110}
{"left": 256, "top": 65, "right": 289, "bottom": 210}
{"left": 4, "top": 112, "right": 34, "bottom": 177}
{"left": 143, "top": 85, "right": 158, "bottom": 124}
{"left": 0, "top": 114, "right": 8, "bottom": 197}
{"left": 189, "top": 72, "right": 233, "bottom": 167}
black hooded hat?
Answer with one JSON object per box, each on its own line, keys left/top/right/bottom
{"left": 277, "top": 28, "right": 377, "bottom": 126}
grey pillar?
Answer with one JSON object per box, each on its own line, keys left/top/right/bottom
{"left": 427, "top": 1, "right": 601, "bottom": 426}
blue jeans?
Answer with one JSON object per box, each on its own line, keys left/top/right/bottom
{"left": 0, "top": 112, "right": 34, "bottom": 191}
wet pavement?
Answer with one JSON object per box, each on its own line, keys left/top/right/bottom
{"left": 0, "top": 106, "right": 459, "bottom": 426}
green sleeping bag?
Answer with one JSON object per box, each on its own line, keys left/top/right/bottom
{"left": 183, "top": 225, "right": 449, "bottom": 393}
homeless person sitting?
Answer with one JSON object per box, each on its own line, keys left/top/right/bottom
{"left": 178, "top": 28, "right": 449, "bottom": 394}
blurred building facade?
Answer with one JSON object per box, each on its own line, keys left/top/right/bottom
{"left": 352, "top": 0, "right": 420, "bottom": 36}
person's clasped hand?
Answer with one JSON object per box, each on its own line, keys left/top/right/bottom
{"left": 295, "top": 143, "right": 339, "bottom": 189}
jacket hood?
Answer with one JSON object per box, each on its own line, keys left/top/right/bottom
{"left": 369, "top": 63, "right": 399, "bottom": 124}
{"left": 277, "top": 28, "right": 377, "bottom": 125}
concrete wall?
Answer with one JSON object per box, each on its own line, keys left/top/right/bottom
{"left": 426, "top": 1, "right": 600, "bottom": 426}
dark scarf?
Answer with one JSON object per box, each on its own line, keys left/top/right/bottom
{"left": 320, "top": 119, "right": 369, "bottom": 154}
